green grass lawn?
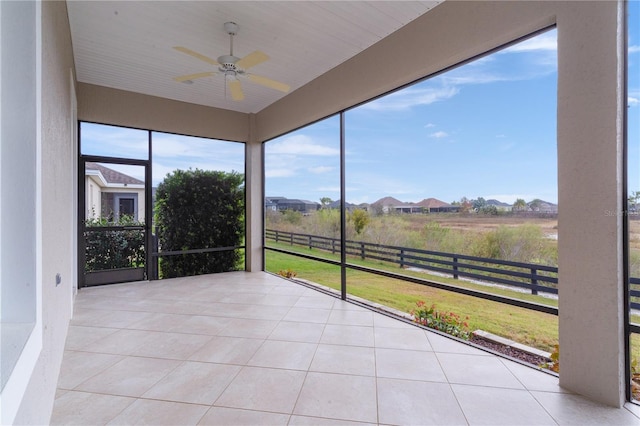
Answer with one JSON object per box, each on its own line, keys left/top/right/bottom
{"left": 266, "top": 247, "right": 559, "bottom": 353}
{"left": 265, "top": 243, "right": 640, "bottom": 361}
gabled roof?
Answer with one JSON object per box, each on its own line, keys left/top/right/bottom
{"left": 329, "top": 199, "right": 357, "bottom": 209}
{"left": 416, "top": 198, "right": 451, "bottom": 208}
{"left": 86, "top": 162, "right": 144, "bottom": 185}
{"left": 371, "top": 196, "right": 405, "bottom": 206}
{"left": 486, "top": 199, "right": 511, "bottom": 207}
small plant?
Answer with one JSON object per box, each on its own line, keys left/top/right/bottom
{"left": 278, "top": 268, "right": 298, "bottom": 279}
{"left": 411, "top": 300, "right": 471, "bottom": 340}
{"left": 540, "top": 344, "right": 559, "bottom": 372}
{"left": 632, "top": 358, "right": 640, "bottom": 400}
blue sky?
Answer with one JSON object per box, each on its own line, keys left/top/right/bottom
{"left": 85, "top": 6, "right": 639, "bottom": 207}
{"left": 81, "top": 124, "right": 245, "bottom": 187}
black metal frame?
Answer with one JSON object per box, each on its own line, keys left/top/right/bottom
{"left": 623, "top": 0, "right": 632, "bottom": 403}
{"left": 78, "top": 121, "right": 248, "bottom": 286}
{"left": 78, "top": 132, "right": 152, "bottom": 287}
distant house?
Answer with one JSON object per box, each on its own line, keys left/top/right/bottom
{"left": 265, "top": 196, "right": 320, "bottom": 213}
{"left": 416, "top": 198, "right": 460, "bottom": 213}
{"left": 265, "top": 196, "right": 287, "bottom": 211}
{"left": 85, "top": 162, "right": 145, "bottom": 221}
{"left": 528, "top": 199, "right": 558, "bottom": 214}
{"left": 486, "top": 199, "right": 512, "bottom": 212}
{"left": 371, "top": 196, "right": 458, "bottom": 214}
{"left": 328, "top": 199, "right": 358, "bottom": 211}
{"left": 370, "top": 196, "right": 420, "bottom": 214}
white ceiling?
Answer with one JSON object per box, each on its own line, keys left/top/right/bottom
{"left": 67, "top": 1, "right": 441, "bottom": 114}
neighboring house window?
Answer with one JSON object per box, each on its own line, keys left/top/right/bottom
{"left": 114, "top": 193, "right": 138, "bottom": 221}
{"left": 101, "top": 193, "right": 138, "bottom": 221}
{"left": 118, "top": 197, "right": 135, "bottom": 218}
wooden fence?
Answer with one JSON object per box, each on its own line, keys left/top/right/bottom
{"left": 266, "top": 229, "right": 557, "bottom": 295}
{"left": 267, "top": 229, "right": 640, "bottom": 309}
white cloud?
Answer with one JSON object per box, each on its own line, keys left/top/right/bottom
{"left": 265, "top": 168, "right": 296, "bottom": 178}
{"left": 309, "top": 166, "right": 334, "bottom": 174}
{"left": 629, "top": 96, "right": 639, "bottom": 107}
{"left": 630, "top": 45, "right": 640, "bottom": 54}
{"left": 429, "top": 131, "right": 449, "bottom": 139}
{"left": 267, "top": 134, "right": 339, "bottom": 156}
{"left": 502, "top": 32, "right": 557, "bottom": 53}
{"left": 424, "top": 123, "right": 436, "bottom": 128}
{"left": 361, "top": 85, "right": 459, "bottom": 111}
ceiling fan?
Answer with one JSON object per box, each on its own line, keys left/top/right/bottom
{"left": 173, "top": 22, "right": 290, "bottom": 101}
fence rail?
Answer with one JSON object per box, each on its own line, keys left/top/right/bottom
{"left": 266, "top": 229, "right": 640, "bottom": 310}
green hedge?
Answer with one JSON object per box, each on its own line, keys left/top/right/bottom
{"left": 85, "top": 215, "right": 145, "bottom": 272}
{"left": 155, "top": 169, "right": 244, "bottom": 278}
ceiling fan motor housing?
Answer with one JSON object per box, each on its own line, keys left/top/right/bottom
{"left": 223, "top": 21, "right": 238, "bottom": 35}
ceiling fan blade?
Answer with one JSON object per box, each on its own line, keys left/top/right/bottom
{"left": 248, "top": 74, "right": 291, "bottom": 93}
{"left": 173, "top": 46, "right": 219, "bottom": 66}
{"left": 173, "top": 72, "right": 216, "bottom": 82}
{"left": 228, "top": 79, "right": 244, "bottom": 101}
{"left": 235, "top": 50, "right": 269, "bottom": 70}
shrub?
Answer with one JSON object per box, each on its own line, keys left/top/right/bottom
{"left": 155, "top": 169, "right": 244, "bottom": 278}
{"left": 350, "top": 209, "right": 370, "bottom": 235}
{"left": 411, "top": 300, "right": 471, "bottom": 340}
{"left": 85, "top": 215, "right": 145, "bottom": 272}
{"left": 472, "top": 224, "right": 553, "bottom": 264}
{"left": 283, "top": 210, "right": 303, "bottom": 225}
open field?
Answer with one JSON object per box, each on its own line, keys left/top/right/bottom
{"left": 392, "top": 213, "right": 558, "bottom": 235}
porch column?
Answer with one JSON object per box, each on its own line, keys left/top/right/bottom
{"left": 557, "top": 0, "right": 626, "bottom": 407}
{"left": 245, "top": 113, "right": 263, "bottom": 271}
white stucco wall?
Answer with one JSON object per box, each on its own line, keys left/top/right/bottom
{"left": 85, "top": 175, "right": 102, "bottom": 219}
{"left": 0, "top": 1, "right": 40, "bottom": 423}
{"left": 0, "top": 1, "right": 76, "bottom": 424}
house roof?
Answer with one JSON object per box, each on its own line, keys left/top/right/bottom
{"left": 86, "top": 162, "right": 144, "bottom": 185}
{"left": 486, "top": 199, "right": 511, "bottom": 207}
{"left": 416, "top": 198, "right": 451, "bottom": 208}
{"left": 371, "top": 196, "right": 405, "bottom": 206}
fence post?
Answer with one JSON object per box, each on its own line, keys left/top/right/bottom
{"left": 308, "top": 235, "right": 312, "bottom": 250}
{"left": 332, "top": 239, "right": 336, "bottom": 255}
{"left": 453, "top": 256, "right": 459, "bottom": 279}
{"left": 400, "top": 249, "right": 405, "bottom": 268}
{"left": 360, "top": 242, "right": 365, "bottom": 260}
{"left": 531, "top": 267, "right": 538, "bottom": 295}
{"left": 275, "top": 230, "right": 279, "bottom": 243}
{"left": 290, "top": 232, "right": 294, "bottom": 246}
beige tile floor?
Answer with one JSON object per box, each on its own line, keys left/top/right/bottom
{"left": 52, "top": 271, "right": 640, "bottom": 425}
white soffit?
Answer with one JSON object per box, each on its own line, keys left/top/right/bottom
{"left": 67, "top": 1, "right": 442, "bottom": 114}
